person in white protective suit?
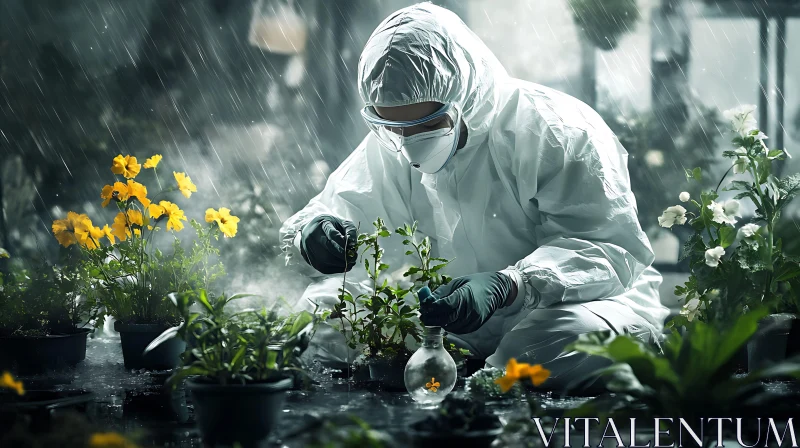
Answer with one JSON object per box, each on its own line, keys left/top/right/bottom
{"left": 279, "top": 3, "right": 669, "bottom": 391}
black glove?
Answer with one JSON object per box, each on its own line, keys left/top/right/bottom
{"left": 419, "top": 272, "right": 515, "bottom": 334}
{"left": 299, "top": 214, "right": 358, "bottom": 275}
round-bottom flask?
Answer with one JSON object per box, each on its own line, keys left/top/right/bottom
{"left": 404, "top": 326, "right": 457, "bottom": 404}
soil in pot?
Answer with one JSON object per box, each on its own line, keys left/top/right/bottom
{"left": 748, "top": 313, "right": 796, "bottom": 373}
{"left": 187, "top": 377, "right": 293, "bottom": 447}
{"left": 0, "top": 328, "right": 91, "bottom": 374}
{"left": 114, "top": 322, "right": 185, "bottom": 370}
{"left": 368, "top": 356, "right": 408, "bottom": 391}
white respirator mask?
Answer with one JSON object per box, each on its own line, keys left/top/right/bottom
{"left": 361, "top": 103, "right": 461, "bottom": 174}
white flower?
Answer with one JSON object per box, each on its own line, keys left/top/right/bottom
{"left": 706, "top": 289, "right": 720, "bottom": 301}
{"left": 645, "top": 150, "right": 665, "bottom": 168}
{"left": 681, "top": 298, "right": 702, "bottom": 322}
{"left": 705, "top": 246, "right": 725, "bottom": 268}
{"left": 679, "top": 192, "right": 690, "bottom": 202}
{"left": 658, "top": 205, "right": 687, "bottom": 229}
{"left": 738, "top": 223, "right": 760, "bottom": 239}
{"left": 723, "top": 104, "right": 758, "bottom": 136}
{"left": 733, "top": 147, "right": 749, "bottom": 174}
{"left": 707, "top": 200, "right": 741, "bottom": 225}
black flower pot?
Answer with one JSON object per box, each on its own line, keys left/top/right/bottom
{"left": 748, "top": 313, "right": 798, "bottom": 373}
{"left": 409, "top": 414, "right": 503, "bottom": 448}
{"left": 0, "top": 328, "right": 91, "bottom": 374}
{"left": 368, "top": 357, "right": 407, "bottom": 391}
{"left": 114, "top": 322, "right": 185, "bottom": 370}
{"left": 0, "top": 389, "right": 95, "bottom": 434}
{"left": 187, "top": 377, "right": 293, "bottom": 447}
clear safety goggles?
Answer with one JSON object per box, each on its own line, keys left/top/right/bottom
{"left": 360, "top": 103, "right": 460, "bottom": 152}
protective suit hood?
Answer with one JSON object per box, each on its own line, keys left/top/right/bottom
{"left": 357, "top": 3, "right": 508, "bottom": 147}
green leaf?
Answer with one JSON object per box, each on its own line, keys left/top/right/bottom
{"left": 692, "top": 167, "right": 702, "bottom": 181}
{"left": 144, "top": 324, "right": 182, "bottom": 354}
{"left": 197, "top": 290, "right": 214, "bottom": 313}
{"left": 719, "top": 226, "right": 736, "bottom": 248}
{"left": 767, "top": 149, "right": 785, "bottom": 160}
{"left": 378, "top": 230, "right": 391, "bottom": 238}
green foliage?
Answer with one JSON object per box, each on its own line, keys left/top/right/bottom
{"left": 396, "top": 222, "right": 452, "bottom": 291}
{"left": 569, "top": 0, "right": 640, "bottom": 50}
{"left": 565, "top": 308, "right": 800, "bottom": 423}
{"left": 85, "top": 220, "right": 225, "bottom": 326}
{"left": 151, "top": 289, "right": 318, "bottom": 388}
{"left": 331, "top": 219, "right": 418, "bottom": 360}
{"left": 660, "top": 113, "right": 800, "bottom": 325}
{"left": 0, "top": 256, "right": 93, "bottom": 337}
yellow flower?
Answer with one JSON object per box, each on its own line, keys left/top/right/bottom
{"left": 1, "top": 371, "right": 25, "bottom": 395}
{"left": 205, "top": 207, "right": 240, "bottom": 238}
{"left": 103, "top": 224, "right": 116, "bottom": 245}
{"left": 89, "top": 432, "right": 139, "bottom": 448}
{"left": 111, "top": 213, "right": 131, "bottom": 242}
{"left": 494, "top": 358, "right": 550, "bottom": 393}
{"left": 100, "top": 182, "right": 130, "bottom": 208}
{"left": 148, "top": 202, "right": 165, "bottom": 219}
{"left": 127, "top": 209, "right": 144, "bottom": 227}
{"left": 159, "top": 201, "right": 187, "bottom": 232}
{"left": 425, "top": 377, "right": 440, "bottom": 393}
{"left": 52, "top": 212, "right": 92, "bottom": 248}
{"left": 111, "top": 155, "right": 141, "bottom": 179}
{"left": 74, "top": 222, "right": 105, "bottom": 250}
{"left": 0, "top": 248, "right": 8, "bottom": 259}
{"left": 143, "top": 154, "right": 162, "bottom": 169}
{"left": 126, "top": 180, "right": 151, "bottom": 208}
{"left": 174, "top": 172, "right": 197, "bottom": 198}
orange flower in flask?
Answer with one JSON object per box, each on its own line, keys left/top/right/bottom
{"left": 425, "top": 377, "right": 440, "bottom": 393}
{"left": 111, "top": 155, "right": 141, "bottom": 179}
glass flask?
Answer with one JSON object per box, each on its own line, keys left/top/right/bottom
{"left": 404, "top": 326, "right": 457, "bottom": 405}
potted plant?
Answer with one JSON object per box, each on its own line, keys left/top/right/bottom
{"left": 563, "top": 308, "right": 800, "bottom": 445}
{"left": 330, "top": 219, "right": 468, "bottom": 389}
{"left": 148, "top": 289, "right": 318, "bottom": 447}
{"left": 0, "top": 255, "right": 94, "bottom": 373}
{"left": 657, "top": 105, "right": 800, "bottom": 371}
{"left": 50, "top": 153, "right": 239, "bottom": 370}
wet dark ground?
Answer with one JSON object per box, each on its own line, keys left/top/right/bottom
{"left": 13, "top": 336, "right": 800, "bottom": 447}
{"left": 13, "top": 336, "right": 589, "bottom": 447}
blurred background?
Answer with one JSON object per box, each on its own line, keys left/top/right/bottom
{"left": 1, "top": 0, "right": 799, "bottom": 313}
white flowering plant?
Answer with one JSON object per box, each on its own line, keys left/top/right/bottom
{"left": 659, "top": 105, "right": 800, "bottom": 326}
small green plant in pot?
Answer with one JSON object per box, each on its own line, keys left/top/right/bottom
{"left": 657, "top": 105, "right": 800, "bottom": 371}
{"left": 564, "top": 308, "right": 800, "bottom": 445}
{"left": 330, "top": 219, "right": 468, "bottom": 389}
{"left": 0, "top": 255, "right": 94, "bottom": 373}
{"left": 52, "top": 153, "right": 238, "bottom": 370}
{"left": 147, "top": 289, "right": 318, "bottom": 447}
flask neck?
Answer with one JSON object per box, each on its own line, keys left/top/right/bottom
{"left": 422, "top": 326, "right": 444, "bottom": 348}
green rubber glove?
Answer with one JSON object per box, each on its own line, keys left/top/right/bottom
{"left": 299, "top": 214, "right": 358, "bottom": 275}
{"left": 419, "top": 272, "right": 515, "bottom": 334}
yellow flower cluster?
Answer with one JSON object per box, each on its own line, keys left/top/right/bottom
{"left": 89, "top": 432, "right": 139, "bottom": 448}
{"left": 494, "top": 358, "right": 550, "bottom": 393}
{"left": 52, "top": 211, "right": 105, "bottom": 249}
{"left": 52, "top": 154, "right": 238, "bottom": 249}
{"left": 1, "top": 371, "right": 25, "bottom": 395}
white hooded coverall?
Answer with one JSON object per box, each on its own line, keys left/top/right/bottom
{"left": 279, "top": 3, "right": 670, "bottom": 390}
